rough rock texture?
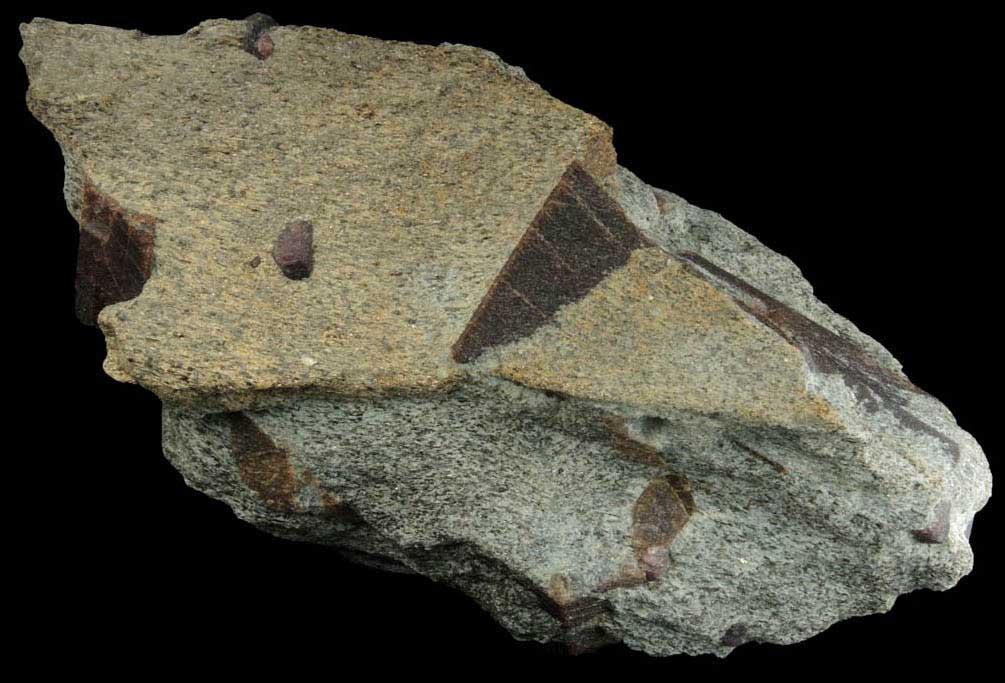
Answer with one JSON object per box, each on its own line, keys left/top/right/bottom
{"left": 20, "top": 15, "right": 614, "bottom": 409}
{"left": 22, "top": 17, "right": 991, "bottom": 657}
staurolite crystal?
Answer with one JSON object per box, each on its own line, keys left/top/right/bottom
{"left": 21, "top": 16, "right": 991, "bottom": 656}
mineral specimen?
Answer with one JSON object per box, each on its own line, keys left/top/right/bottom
{"left": 20, "top": 16, "right": 991, "bottom": 656}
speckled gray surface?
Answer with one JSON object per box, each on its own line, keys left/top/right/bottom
{"left": 24, "top": 17, "right": 991, "bottom": 656}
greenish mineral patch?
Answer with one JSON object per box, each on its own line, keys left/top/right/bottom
{"left": 22, "top": 16, "right": 990, "bottom": 657}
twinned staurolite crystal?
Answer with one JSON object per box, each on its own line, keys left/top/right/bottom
{"left": 21, "top": 16, "right": 991, "bottom": 656}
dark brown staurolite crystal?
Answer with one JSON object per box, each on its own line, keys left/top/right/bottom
{"left": 242, "top": 12, "right": 277, "bottom": 60}
{"left": 272, "top": 220, "right": 314, "bottom": 280}
{"left": 75, "top": 185, "right": 156, "bottom": 325}
{"left": 452, "top": 162, "right": 651, "bottom": 363}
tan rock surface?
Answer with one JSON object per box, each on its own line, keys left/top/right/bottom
{"left": 21, "top": 17, "right": 614, "bottom": 409}
{"left": 492, "top": 248, "right": 839, "bottom": 430}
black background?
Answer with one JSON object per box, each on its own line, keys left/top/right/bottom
{"left": 10, "top": 3, "right": 998, "bottom": 672}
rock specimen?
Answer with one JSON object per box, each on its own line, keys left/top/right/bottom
{"left": 21, "top": 16, "right": 991, "bottom": 656}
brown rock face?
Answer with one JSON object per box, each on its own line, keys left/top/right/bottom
{"left": 74, "top": 184, "right": 156, "bottom": 325}
{"left": 272, "top": 220, "right": 314, "bottom": 280}
{"left": 452, "top": 162, "right": 651, "bottom": 362}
